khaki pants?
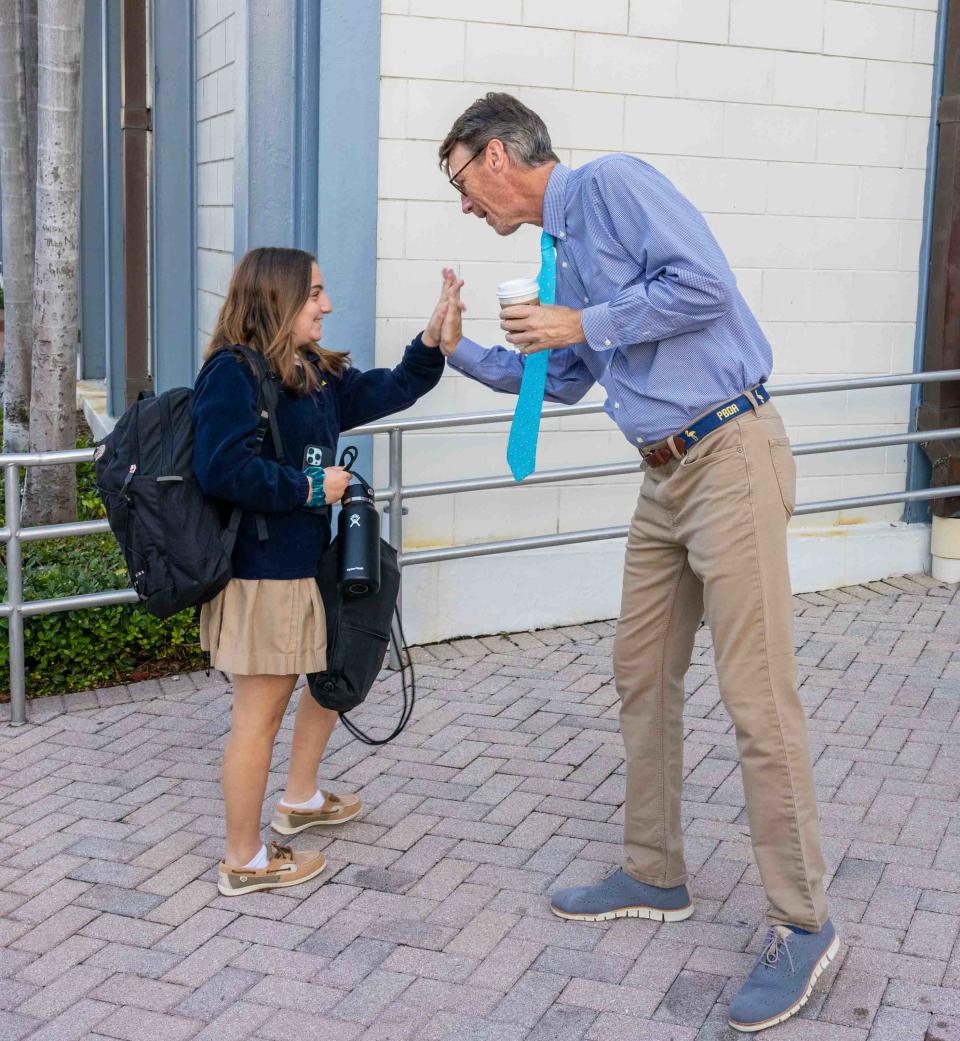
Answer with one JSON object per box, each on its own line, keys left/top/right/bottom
{"left": 614, "top": 401, "right": 828, "bottom": 930}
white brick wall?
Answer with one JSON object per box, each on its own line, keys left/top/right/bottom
{"left": 195, "top": 0, "right": 236, "bottom": 366}
{"left": 377, "top": 0, "right": 938, "bottom": 564}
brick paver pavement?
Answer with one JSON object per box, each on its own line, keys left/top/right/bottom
{"left": 1, "top": 573, "right": 959, "bottom": 1040}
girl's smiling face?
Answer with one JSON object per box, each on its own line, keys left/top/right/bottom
{"left": 292, "top": 263, "right": 333, "bottom": 347}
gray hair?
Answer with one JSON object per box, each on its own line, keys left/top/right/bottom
{"left": 439, "top": 92, "right": 559, "bottom": 172}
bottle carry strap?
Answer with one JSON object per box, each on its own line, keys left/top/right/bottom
{"left": 338, "top": 445, "right": 357, "bottom": 469}
{"left": 338, "top": 445, "right": 373, "bottom": 496}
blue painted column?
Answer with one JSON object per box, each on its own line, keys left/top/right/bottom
{"left": 150, "top": 0, "right": 197, "bottom": 394}
{"left": 101, "top": 0, "right": 125, "bottom": 416}
{"left": 234, "top": 0, "right": 381, "bottom": 475}
{"left": 81, "top": 1, "right": 126, "bottom": 414}
{"left": 233, "top": 0, "right": 380, "bottom": 365}
{"left": 316, "top": 1, "right": 381, "bottom": 479}
{"left": 316, "top": 0, "right": 380, "bottom": 381}
{"left": 295, "top": 1, "right": 320, "bottom": 253}
{"left": 903, "top": 0, "right": 950, "bottom": 523}
{"left": 234, "top": 2, "right": 313, "bottom": 253}
{"left": 79, "top": 0, "right": 107, "bottom": 381}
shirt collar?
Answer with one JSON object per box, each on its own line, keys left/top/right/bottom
{"left": 541, "top": 163, "right": 569, "bottom": 241}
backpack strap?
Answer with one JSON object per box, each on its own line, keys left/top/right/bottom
{"left": 221, "top": 500, "right": 245, "bottom": 558}
{"left": 158, "top": 393, "right": 175, "bottom": 476}
{"left": 236, "top": 347, "right": 286, "bottom": 465}
{"left": 261, "top": 380, "right": 286, "bottom": 467}
{"left": 223, "top": 346, "right": 287, "bottom": 543}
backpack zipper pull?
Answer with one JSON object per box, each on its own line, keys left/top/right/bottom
{"left": 121, "top": 463, "right": 137, "bottom": 500}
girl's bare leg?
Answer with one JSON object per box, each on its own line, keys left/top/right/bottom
{"left": 222, "top": 673, "right": 297, "bottom": 866}
{"left": 283, "top": 689, "right": 339, "bottom": 804}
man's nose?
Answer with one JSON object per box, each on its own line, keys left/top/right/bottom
{"left": 460, "top": 194, "right": 473, "bottom": 215}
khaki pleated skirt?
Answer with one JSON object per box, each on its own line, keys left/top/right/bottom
{"left": 200, "top": 578, "right": 327, "bottom": 676}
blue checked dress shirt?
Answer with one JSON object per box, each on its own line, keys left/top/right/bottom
{"left": 449, "top": 156, "right": 773, "bottom": 446}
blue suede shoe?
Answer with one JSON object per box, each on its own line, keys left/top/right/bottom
{"left": 549, "top": 868, "right": 694, "bottom": 923}
{"left": 728, "top": 921, "right": 840, "bottom": 1033}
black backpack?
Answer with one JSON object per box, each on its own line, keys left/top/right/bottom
{"left": 95, "top": 347, "right": 282, "bottom": 619}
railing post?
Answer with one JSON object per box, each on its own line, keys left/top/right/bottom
{"left": 387, "top": 427, "right": 403, "bottom": 670}
{"left": 6, "top": 464, "right": 27, "bottom": 726}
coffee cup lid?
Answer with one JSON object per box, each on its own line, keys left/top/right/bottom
{"left": 496, "top": 277, "right": 540, "bottom": 301}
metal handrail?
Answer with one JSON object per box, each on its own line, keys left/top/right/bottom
{"left": 0, "top": 588, "right": 139, "bottom": 619}
{"left": 3, "top": 367, "right": 960, "bottom": 725}
{"left": 344, "top": 368, "right": 960, "bottom": 435}
{"left": 402, "top": 485, "right": 960, "bottom": 567}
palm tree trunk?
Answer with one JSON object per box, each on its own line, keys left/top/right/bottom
{"left": 0, "top": 0, "right": 37, "bottom": 453}
{"left": 22, "top": 0, "right": 83, "bottom": 524}
{"left": 21, "top": 0, "right": 37, "bottom": 191}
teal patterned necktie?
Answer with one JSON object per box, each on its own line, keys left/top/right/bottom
{"left": 507, "top": 230, "right": 557, "bottom": 481}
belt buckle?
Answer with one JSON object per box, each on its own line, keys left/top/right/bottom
{"left": 642, "top": 435, "right": 685, "bottom": 468}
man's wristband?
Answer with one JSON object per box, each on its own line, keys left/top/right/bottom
{"left": 304, "top": 466, "right": 326, "bottom": 507}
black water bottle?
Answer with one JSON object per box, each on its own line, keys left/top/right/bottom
{"left": 336, "top": 448, "right": 381, "bottom": 599}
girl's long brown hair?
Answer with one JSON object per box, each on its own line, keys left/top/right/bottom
{"left": 205, "top": 247, "right": 349, "bottom": 393}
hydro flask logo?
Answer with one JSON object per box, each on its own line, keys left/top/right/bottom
{"left": 349, "top": 514, "right": 361, "bottom": 527}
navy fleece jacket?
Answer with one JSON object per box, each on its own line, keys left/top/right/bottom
{"left": 192, "top": 336, "right": 444, "bottom": 578}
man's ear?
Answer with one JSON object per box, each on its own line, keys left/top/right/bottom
{"left": 487, "top": 139, "right": 507, "bottom": 171}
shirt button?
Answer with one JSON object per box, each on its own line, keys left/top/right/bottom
{"left": 561, "top": 261, "right": 568, "bottom": 268}
{"left": 614, "top": 402, "right": 620, "bottom": 409}
{"left": 604, "top": 339, "right": 612, "bottom": 347}
{"left": 636, "top": 436, "right": 644, "bottom": 444}
{"left": 583, "top": 296, "right": 589, "bottom": 304}
{"left": 558, "top": 231, "right": 566, "bottom": 239}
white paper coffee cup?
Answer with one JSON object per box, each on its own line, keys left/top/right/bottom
{"left": 496, "top": 276, "right": 540, "bottom": 308}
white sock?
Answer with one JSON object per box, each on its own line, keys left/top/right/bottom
{"left": 241, "top": 845, "right": 269, "bottom": 870}
{"left": 282, "top": 789, "right": 326, "bottom": 811}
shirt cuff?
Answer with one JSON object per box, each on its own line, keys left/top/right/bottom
{"left": 447, "top": 336, "right": 488, "bottom": 376}
{"left": 581, "top": 303, "right": 620, "bottom": 352}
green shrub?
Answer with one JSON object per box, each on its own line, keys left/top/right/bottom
{"left": 0, "top": 427, "right": 205, "bottom": 698}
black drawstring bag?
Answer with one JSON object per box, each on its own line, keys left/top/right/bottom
{"left": 309, "top": 536, "right": 398, "bottom": 714}
{"left": 307, "top": 446, "right": 415, "bottom": 745}
{"left": 308, "top": 536, "right": 415, "bottom": 745}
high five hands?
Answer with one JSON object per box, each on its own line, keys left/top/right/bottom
{"left": 423, "top": 268, "right": 465, "bottom": 357}
{"left": 423, "top": 268, "right": 584, "bottom": 358}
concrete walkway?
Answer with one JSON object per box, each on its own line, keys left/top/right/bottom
{"left": 1, "top": 574, "right": 959, "bottom": 1041}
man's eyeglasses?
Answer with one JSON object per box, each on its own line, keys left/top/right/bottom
{"left": 448, "top": 148, "right": 484, "bottom": 196}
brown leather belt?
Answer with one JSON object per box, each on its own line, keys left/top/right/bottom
{"left": 640, "top": 385, "right": 770, "bottom": 469}
{"left": 640, "top": 436, "right": 686, "bottom": 468}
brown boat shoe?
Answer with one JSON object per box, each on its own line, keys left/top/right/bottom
{"left": 271, "top": 791, "right": 363, "bottom": 835}
{"left": 217, "top": 842, "right": 326, "bottom": 897}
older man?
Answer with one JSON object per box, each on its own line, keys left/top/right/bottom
{"left": 433, "top": 93, "right": 837, "bottom": 1033}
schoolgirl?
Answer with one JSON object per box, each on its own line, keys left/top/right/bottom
{"left": 192, "top": 247, "right": 458, "bottom": 895}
